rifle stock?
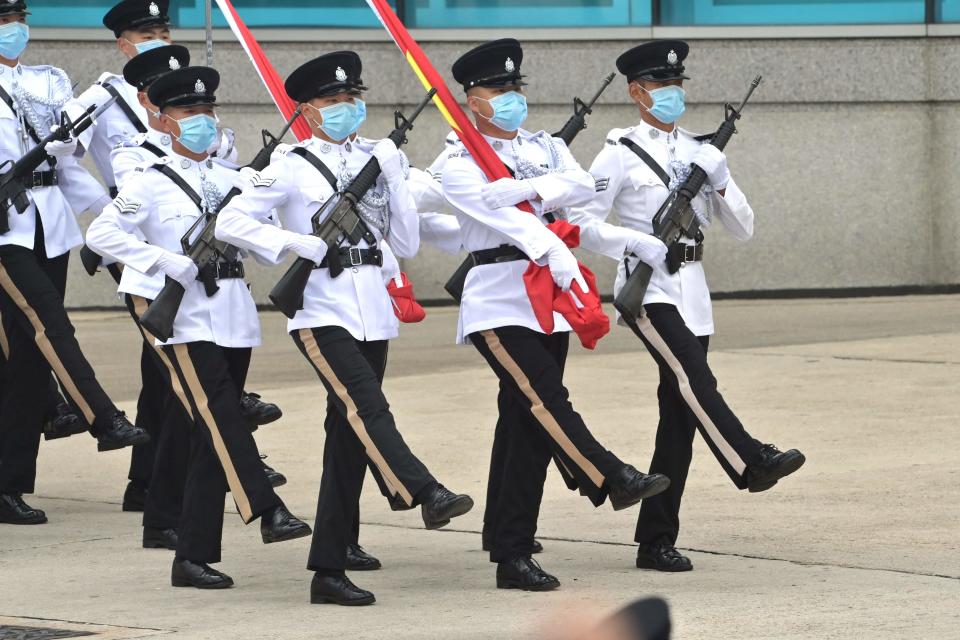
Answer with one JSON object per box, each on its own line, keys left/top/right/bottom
{"left": 139, "top": 109, "right": 303, "bottom": 341}
{"left": 614, "top": 76, "right": 762, "bottom": 327}
{"left": 268, "top": 89, "right": 437, "bottom": 319}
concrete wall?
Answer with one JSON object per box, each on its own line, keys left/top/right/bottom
{"left": 26, "top": 34, "right": 959, "bottom": 307}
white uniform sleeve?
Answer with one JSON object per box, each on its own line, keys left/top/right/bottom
{"left": 86, "top": 175, "right": 165, "bottom": 274}
{"left": 215, "top": 154, "right": 296, "bottom": 265}
{"left": 442, "top": 155, "right": 559, "bottom": 261}
{"left": 383, "top": 176, "right": 420, "bottom": 259}
{"left": 419, "top": 211, "right": 462, "bottom": 255}
{"left": 110, "top": 146, "right": 148, "bottom": 190}
{"left": 567, "top": 142, "right": 646, "bottom": 260}
{"left": 524, "top": 138, "right": 596, "bottom": 211}
{"left": 709, "top": 176, "right": 754, "bottom": 241}
{"left": 63, "top": 82, "right": 112, "bottom": 154}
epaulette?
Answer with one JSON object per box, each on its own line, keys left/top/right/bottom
{"left": 95, "top": 72, "right": 122, "bottom": 87}
{"left": 150, "top": 156, "right": 173, "bottom": 167}
{"left": 273, "top": 143, "right": 293, "bottom": 156}
{"left": 114, "top": 132, "right": 147, "bottom": 150}
{"left": 677, "top": 126, "right": 711, "bottom": 142}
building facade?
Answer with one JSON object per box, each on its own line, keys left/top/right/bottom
{"left": 24, "top": 1, "right": 960, "bottom": 306}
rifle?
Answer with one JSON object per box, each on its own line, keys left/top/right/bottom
{"left": 138, "top": 109, "right": 301, "bottom": 341}
{"left": 614, "top": 76, "right": 762, "bottom": 328}
{"left": 442, "top": 73, "right": 617, "bottom": 302}
{"left": 553, "top": 72, "right": 616, "bottom": 145}
{"left": 269, "top": 88, "right": 437, "bottom": 319}
{"left": 0, "top": 99, "right": 117, "bottom": 234}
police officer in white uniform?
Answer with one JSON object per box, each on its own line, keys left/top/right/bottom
{"left": 574, "top": 40, "right": 806, "bottom": 572}
{"left": 67, "top": 1, "right": 281, "bottom": 513}
{"left": 440, "top": 39, "right": 671, "bottom": 592}
{"left": 0, "top": 0, "right": 150, "bottom": 526}
{"left": 217, "top": 51, "right": 475, "bottom": 606}
{"left": 87, "top": 65, "right": 311, "bottom": 589}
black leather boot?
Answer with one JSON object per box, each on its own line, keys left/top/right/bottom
{"left": 260, "top": 505, "right": 311, "bottom": 544}
{"left": 747, "top": 444, "right": 805, "bottom": 492}
{"left": 608, "top": 465, "right": 671, "bottom": 511}
{"left": 345, "top": 543, "right": 381, "bottom": 571}
{"left": 0, "top": 494, "right": 47, "bottom": 525}
{"left": 420, "top": 484, "right": 474, "bottom": 530}
{"left": 636, "top": 543, "right": 693, "bottom": 572}
{"left": 310, "top": 572, "right": 375, "bottom": 606}
{"left": 95, "top": 411, "right": 149, "bottom": 452}
{"left": 496, "top": 556, "right": 560, "bottom": 591}
{"left": 171, "top": 558, "right": 234, "bottom": 589}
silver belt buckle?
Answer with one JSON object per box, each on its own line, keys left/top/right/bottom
{"left": 348, "top": 247, "right": 362, "bottom": 270}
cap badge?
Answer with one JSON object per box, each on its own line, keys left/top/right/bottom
{"left": 168, "top": 56, "right": 180, "bottom": 71}
{"left": 504, "top": 57, "right": 515, "bottom": 73}
{"left": 148, "top": 2, "right": 160, "bottom": 17}
{"left": 335, "top": 66, "right": 347, "bottom": 82}
{"left": 667, "top": 50, "right": 679, "bottom": 66}
{"left": 195, "top": 78, "right": 206, "bottom": 93}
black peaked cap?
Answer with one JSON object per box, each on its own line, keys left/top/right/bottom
{"left": 616, "top": 40, "right": 690, "bottom": 82}
{"left": 452, "top": 38, "right": 526, "bottom": 91}
{"left": 103, "top": 0, "right": 170, "bottom": 38}
{"left": 148, "top": 66, "right": 219, "bottom": 110}
{"left": 285, "top": 51, "right": 367, "bottom": 103}
{"left": 0, "top": 1, "right": 28, "bottom": 16}
{"left": 123, "top": 44, "right": 190, "bottom": 90}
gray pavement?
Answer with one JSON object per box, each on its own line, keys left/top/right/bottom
{"left": 1, "top": 295, "right": 958, "bottom": 639}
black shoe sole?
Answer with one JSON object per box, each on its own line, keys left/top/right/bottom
{"left": 0, "top": 515, "right": 47, "bottom": 525}
{"left": 423, "top": 496, "right": 475, "bottom": 530}
{"left": 635, "top": 558, "right": 693, "bottom": 572}
{"left": 171, "top": 578, "right": 234, "bottom": 589}
{"left": 262, "top": 524, "right": 312, "bottom": 545}
{"left": 610, "top": 475, "right": 671, "bottom": 511}
{"left": 496, "top": 578, "right": 560, "bottom": 592}
{"left": 97, "top": 434, "right": 150, "bottom": 452}
{"left": 345, "top": 561, "right": 382, "bottom": 572}
{"left": 310, "top": 593, "right": 376, "bottom": 606}
{"left": 749, "top": 452, "right": 806, "bottom": 493}
{"left": 252, "top": 410, "right": 282, "bottom": 426}
{"left": 266, "top": 474, "right": 287, "bottom": 488}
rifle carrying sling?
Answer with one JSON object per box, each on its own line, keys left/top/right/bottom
{"left": 96, "top": 80, "right": 147, "bottom": 134}
{"left": 0, "top": 84, "right": 58, "bottom": 179}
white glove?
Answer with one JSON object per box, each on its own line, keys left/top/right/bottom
{"left": 691, "top": 143, "right": 730, "bottom": 190}
{"left": 545, "top": 242, "right": 588, "bottom": 293}
{"left": 625, "top": 232, "right": 668, "bottom": 267}
{"left": 44, "top": 127, "right": 78, "bottom": 159}
{"left": 481, "top": 177, "right": 537, "bottom": 210}
{"left": 232, "top": 167, "right": 257, "bottom": 191}
{"left": 283, "top": 232, "right": 328, "bottom": 264}
{"left": 372, "top": 139, "right": 404, "bottom": 189}
{"left": 155, "top": 252, "right": 198, "bottom": 288}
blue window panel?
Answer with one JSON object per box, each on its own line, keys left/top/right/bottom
{"left": 660, "top": 0, "right": 925, "bottom": 25}
{"left": 408, "top": 0, "right": 651, "bottom": 28}
{"left": 938, "top": 0, "right": 960, "bottom": 21}
{"left": 28, "top": 1, "right": 393, "bottom": 28}
{"left": 178, "top": 0, "right": 389, "bottom": 28}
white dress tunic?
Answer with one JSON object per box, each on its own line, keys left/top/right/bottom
{"left": 86, "top": 150, "right": 261, "bottom": 348}
{"left": 215, "top": 136, "right": 420, "bottom": 342}
{"left": 574, "top": 121, "right": 755, "bottom": 336}
{"left": 440, "top": 128, "right": 596, "bottom": 344}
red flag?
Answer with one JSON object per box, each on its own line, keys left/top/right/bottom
{"left": 365, "top": 0, "right": 609, "bottom": 348}
{"left": 214, "top": 0, "right": 312, "bottom": 141}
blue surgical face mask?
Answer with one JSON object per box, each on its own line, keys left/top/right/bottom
{"left": 0, "top": 22, "right": 29, "bottom": 61}
{"left": 310, "top": 99, "right": 366, "bottom": 142}
{"left": 130, "top": 38, "right": 167, "bottom": 55}
{"left": 641, "top": 85, "right": 686, "bottom": 124}
{"left": 170, "top": 113, "right": 218, "bottom": 155}
{"left": 479, "top": 91, "right": 528, "bottom": 132}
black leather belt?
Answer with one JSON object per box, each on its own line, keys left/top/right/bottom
{"left": 470, "top": 244, "right": 529, "bottom": 266}
{"left": 316, "top": 247, "right": 383, "bottom": 270}
{"left": 26, "top": 170, "right": 58, "bottom": 189}
{"left": 668, "top": 243, "right": 704, "bottom": 266}
{"left": 210, "top": 260, "right": 245, "bottom": 279}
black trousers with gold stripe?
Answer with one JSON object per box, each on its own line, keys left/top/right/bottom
{"left": 292, "top": 326, "right": 436, "bottom": 572}
{"left": 0, "top": 243, "right": 117, "bottom": 494}
{"left": 156, "top": 341, "right": 280, "bottom": 563}
{"left": 632, "top": 303, "right": 764, "bottom": 547}
{"left": 470, "top": 327, "right": 627, "bottom": 563}
{"left": 125, "top": 295, "right": 189, "bottom": 531}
